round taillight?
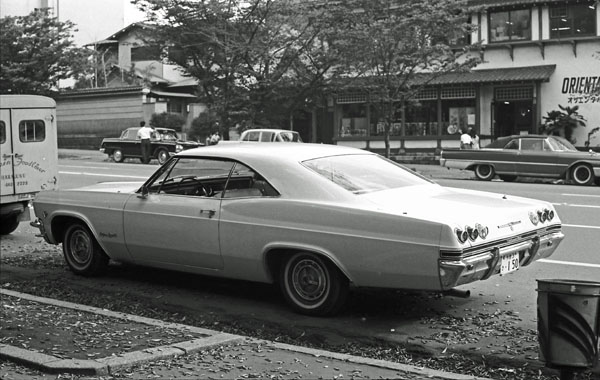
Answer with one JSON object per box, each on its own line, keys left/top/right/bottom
{"left": 476, "top": 223, "right": 489, "bottom": 239}
{"left": 539, "top": 209, "right": 547, "bottom": 223}
{"left": 455, "top": 228, "right": 468, "bottom": 243}
{"left": 467, "top": 226, "right": 478, "bottom": 241}
{"left": 548, "top": 210, "right": 555, "bottom": 221}
{"left": 529, "top": 211, "right": 539, "bottom": 225}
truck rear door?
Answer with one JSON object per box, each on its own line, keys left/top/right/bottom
{"left": 5, "top": 107, "right": 58, "bottom": 197}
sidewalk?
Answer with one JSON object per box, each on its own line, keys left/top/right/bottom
{"left": 0, "top": 289, "right": 488, "bottom": 380}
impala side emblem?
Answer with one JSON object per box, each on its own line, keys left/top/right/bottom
{"left": 498, "top": 221, "right": 521, "bottom": 231}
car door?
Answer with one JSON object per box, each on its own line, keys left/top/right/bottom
{"left": 121, "top": 129, "right": 141, "bottom": 157}
{"left": 516, "top": 138, "right": 562, "bottom": 177}
{"left": 122, "top": 157, "right": 235, "bottom": 270}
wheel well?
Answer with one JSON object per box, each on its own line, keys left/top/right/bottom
{"left": 265, "top": 248, "right": 349, "bottom": 284}
{"left": 567, "top": 162, "right": 593, "bottom": 180}
{"left": 51, "top": 216, "right": 87, "bottom": 244}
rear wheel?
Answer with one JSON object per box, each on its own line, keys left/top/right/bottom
{"left": 499, "top": 174, "right": 517, "bottom": 182}
{"left": 63, "top": 223, "right": 108, "bottom": 276}
{"left": 156, "top": 148, "right": 169, "bottom": 165}
{"left": 112, "top": 149, "right": 124, "bottom": 163}
{"left": 280, "top": 252, "right": 348, "bottom": 316}
{"left": 474, "top": 164, "right": 495, "bottom": 181}
{"left": 0, "top": 215, "right": 20, "bottom": 235}
{"left": 571, "top": 164, "right": 594, "bottom": 186}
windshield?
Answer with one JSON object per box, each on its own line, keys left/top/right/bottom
{"left": 302, "top": 154, "right": 432, "bottom": 194}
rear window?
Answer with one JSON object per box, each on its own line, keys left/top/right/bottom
{"left": 19, "top": 120, "right": 45, "bottom": 142}
{"left": 303, "top": 154, "right": 431, "bottom": 194}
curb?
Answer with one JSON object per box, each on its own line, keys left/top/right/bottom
{"left": 0, "top": 289, "right": 491, "bottom": 379}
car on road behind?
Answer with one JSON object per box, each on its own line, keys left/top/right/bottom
{"left": 440, "top": 134, "right": 600, "bottom": 185}
{"left": 100, "top": 127, "right": 201, "bottom": 165}
{"left": 239, "top": 129, "right": 302, "bottom": 142}
{"left": 32, "top": 143, "right": 564, "bottom": 316}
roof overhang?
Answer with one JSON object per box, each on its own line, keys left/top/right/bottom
{"left": 428, "top": 64, "right": 557, "bottom": 86}
{"left": 148, "top": 90, "right": 197, "bottom": 99}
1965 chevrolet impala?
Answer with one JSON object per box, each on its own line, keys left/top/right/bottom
{"left": 32, "top": 144, "right": 564, "bottom": 315}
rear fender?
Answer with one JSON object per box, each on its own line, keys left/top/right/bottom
{"left": 262, "top": 242, "right": 353, "bottom": 284}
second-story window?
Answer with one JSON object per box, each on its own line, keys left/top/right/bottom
{"left": 489, "top": 9, "right": 531, "bottom": 42}
{"left": 131, "top": 45, "right": 161, "bottom": 61}
{"left": 550, "top": 3, "right": 596, "bottom": 39}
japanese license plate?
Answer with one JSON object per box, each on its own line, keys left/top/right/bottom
{"left": 500, "top": 252, "right": 520, "bottom": 274}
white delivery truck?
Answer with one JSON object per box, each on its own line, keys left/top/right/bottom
{"left": 0, "top": 95, "right": 58, "bottom": 235}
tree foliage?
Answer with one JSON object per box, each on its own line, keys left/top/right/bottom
{"left": 335, "top": 0, "right": 481, "bottom": 156}
{"left": 0, "top": 9, "right": 89, "bottom": 95}
{"left": 149, "top": 112, "right": 186, "bottom": 131}
{"left": 134, "top": 0, "right": 347, "bottom": 134}
{"left": 134, "top": 0, "right": 480, "bottom": 149}
{"left": 542, "top": 104, "right": 587, "bottom": 144}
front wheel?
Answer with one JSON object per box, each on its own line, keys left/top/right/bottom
{"left": 474, "top": 164, "right": 495, "bottom": 181}
{"left": 0, "top": 214, "right": 20, "bottom": 235}
{"left": 156, "top": 148, "right": 169, "bottom": 165}
{"left": 112, "top": 149, "right": 124, "bottom": 163}
{"left": 280, "top": 252, "right": 348, "bottom": 316}
{"left": 571, "top": 164, "right": 594, "bottom": 186}
{"left": 63, "top": 223, "right": 108, "bottom": 276}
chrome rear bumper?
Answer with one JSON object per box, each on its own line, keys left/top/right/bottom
{"left": 439, "top": 231, "right": 564, "bottom": 289}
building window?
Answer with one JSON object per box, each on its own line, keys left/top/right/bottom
{"left": 489, "top": 9, "right": 531, "bottom": 42}
{"left": 339, "top": 103, "right": 368, "bottom": 137}
{"left": 550, "top": 3, "right": 596, "bottom": 39}
{"left": 405, "top": 101, "right": 438, "bottom": 136}
{"left": 131, "top": 45, "right": 161, "bottom": 61}
{"left": 167, "top": 101, "right": 183, "bottom": 114}
{"left": 19, "top": 120, "right": 45, "bottom": 142}
{"left": 442, "top": 99, "right": 476, "bottom": 135}
{"left": 370, "top": 105, "right": 402, "bottom": 137}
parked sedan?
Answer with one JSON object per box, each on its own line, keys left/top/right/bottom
{"left": 32, "top": 144, "right": 564, "bottom": 316}
{"left": 440, "top": 135, "right": 600, "bottom": 185}
{"left": 100, "top": 127, "right": 201, "bottom": 165}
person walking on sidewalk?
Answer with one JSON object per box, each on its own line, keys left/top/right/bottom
{"left": 137, "top": 121, "right": 153, "bottom": 164}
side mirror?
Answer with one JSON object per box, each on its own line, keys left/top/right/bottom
{"left": 137, "top": 185, "right": 149, "bottom": 199}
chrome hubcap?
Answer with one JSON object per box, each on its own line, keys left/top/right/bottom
{"left": 69, "top": 230, "right": 91, "bottom": 267}
{"left": 291, "top": 259, "right": 327, "bottom": 302}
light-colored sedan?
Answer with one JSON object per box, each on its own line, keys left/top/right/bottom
{"left": 32, "top": 144, "right": 564, "bottom": 316}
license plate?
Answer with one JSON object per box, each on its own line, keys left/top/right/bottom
{"left": 500, "top": 252, "right": 520, "bottom": 274}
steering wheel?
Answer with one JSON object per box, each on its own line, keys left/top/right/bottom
{"left": 198, "top": 185, "right": 214, "bottom": 197}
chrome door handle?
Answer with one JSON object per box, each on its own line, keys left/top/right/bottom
{"left": 200, "top": 209, "right": 216, "bottom": 218}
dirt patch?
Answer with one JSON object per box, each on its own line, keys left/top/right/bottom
{"left": 0, "top": 295, "right": 207, "bottom": 360}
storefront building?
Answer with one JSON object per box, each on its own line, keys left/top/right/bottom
{"left": 329, "top": 0, "right": 600, "bottom": 154}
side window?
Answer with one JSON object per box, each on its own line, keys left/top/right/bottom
{"left": 247, "top": 131, "right": 260, "bottom": 142}
{"left": 521, "top": 139, "right": 544, "bottom": 151}
{"left": 260, "top": 132, "right": 274, "bottom": 142}
{"left": 146, "top": 157, "right": 235, "bottom": 197}
{"left": 0, "top": 121, "right": 6, "bottom": 144}
{"left": 19, "top": 120, "right": 45, "bottom": 142}
{"left": 223, "top": 162, "right": 278, "bottom": 198}
{"left": 504, "top": 140, "right": 519, "bottom": 150}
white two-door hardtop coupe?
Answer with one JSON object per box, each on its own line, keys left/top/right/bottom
{"left": 31, "top": 143, "right": 565, "bottom": 316}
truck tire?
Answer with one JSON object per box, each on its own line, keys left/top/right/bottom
{"left": 112, "top": 149, "right": 124, "bottom": 163}
{"left": 0, "top": 214, "right": 20, "bottom": 235}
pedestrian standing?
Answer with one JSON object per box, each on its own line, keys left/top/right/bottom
{"left": 468, "top": 127, "right": 480, "bottom": 149}
{"left": 137, "top": 121, "right": 153, "bottom": 164}
{"left": 460, "top": 128, "right": 473, "bottom": 149}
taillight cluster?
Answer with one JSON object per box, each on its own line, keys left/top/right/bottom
{"left": 529, "top": 209, "right": 555, "bottom": 225}
{"left": 455, "top": 223, "right": 489, "bottom": 244}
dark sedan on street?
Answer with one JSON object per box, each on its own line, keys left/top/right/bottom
{"left": 440, "top": 135, "right": 600, "bottom": 185}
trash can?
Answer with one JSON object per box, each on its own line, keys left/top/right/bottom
{"left": 537, "top": 279, "right": 600, "bottom": 372}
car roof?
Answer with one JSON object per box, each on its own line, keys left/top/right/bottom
{"left": 178, "top": 142, "right": 370, "bottom": 163}
{"left": 241, "top": 129, "right": 299, "bottom": 134}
